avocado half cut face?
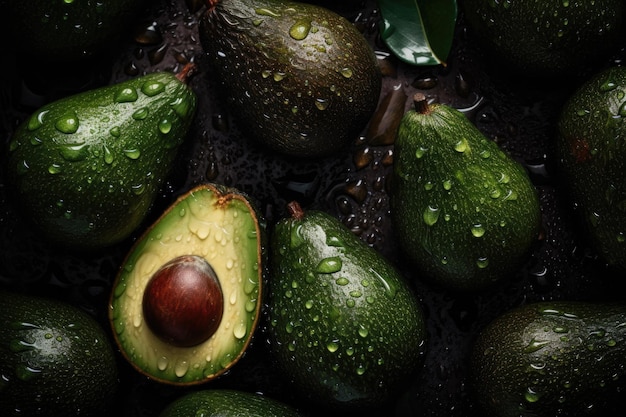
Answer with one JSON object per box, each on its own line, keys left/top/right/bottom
{"left": 109, "top": 183, "right": 265, "bottom": 385}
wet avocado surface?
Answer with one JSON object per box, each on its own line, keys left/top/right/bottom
{"left": 1, "top": 0, "right": 626, "bottom": 416}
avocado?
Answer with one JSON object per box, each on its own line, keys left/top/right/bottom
{"left": 109, "top": 183, "right": 265, "bottom": 385}
{"left": 159, "top": 389, "right": 303, "bottom": 417}
{"left": 462, "top": 0, "right": 626, "bottom": 78}
{"left": 267, "top": 201, "right": 427, "bottom": 410}
{"left": 391, "top": 94, "right": 541, "bottom": 291}
{"left": 470, "top": 301, "right": 626, "bottom": 416}
{"left": 6, "top": 65, "right": 197, "bottom": 250}
{"left": 5, "top": 0, "right": 145, "bottom": 62}
{"left": 199, "top": 0, "right": 381, "bottom": 158}
{"left": 557, "top": 66, "right": 626, "bottom": 272}
{"left": 0, "top": 290, "right": 118, "bottom": 416}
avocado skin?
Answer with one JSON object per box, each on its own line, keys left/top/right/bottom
{"left": 159, "top": 389, "right": 303, "bottom": 417}
{"left": 268, "top": 207, "right": 426, "bottom": 410}
{"left": 7, "top": 71, "right": 197, "bottom": 250}
{"left": 5, "top": 0, "right": 145, "bottom": 62}
{"left": 557, "top": 66, "right": 626, "bottom": 272}
{"left": 0, "top": 291, "right": 118, "bottom": 417}
{"left": 199, "top": 0, "right": 381, "bottom": 158}
{"left": 391, "top": 99, "right": 541, "bottom": 291}
{"left": 462, "top": 0, "right": 626, "bottom": 78}
{"left": 470, "top": 301, "right": 626, "bottom": 417}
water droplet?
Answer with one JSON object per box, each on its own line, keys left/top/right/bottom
{"left": 104, "top": 145, "right": 114, "bottom": 164}
{"left": 316, "top": 257, "right": 342, "bottom": 273}
{"left": 289, "top": 19, "right": 311, "bottom": 40}
{"left": 159, "top": 119, "right": 172, "bottom": 134}
{"left": 443, "top": 179, "right": 452, "bottom": 190}
{"left": 27, "top": 110, "right": 49, "bottom": 131}
{"left": 335, "top": 277, "right": 349, "bottom": 286}
{"left": 233, "top": 323, "right": 247, "bottom": 339}
{"left": 174, "top": 360, "right": 189, "bottom": 377}
{"left": 48, "top": 163, "right": 62, "bottom": 174}
{"left": 157, "top": 356, "right": 168, "bottom": 371}
{"left": 255, "top": 7, "right": 281, "bottom": 17}
{"left": 471, "top": 224, "right": 485, "bottom": 237}
{"left": 524, "top": 387, "right": 541, "bottom": 403}
{"left": 340, "top": 67, "right": 353, "bottom": 78}
{"left": 524, "top": 338, "right": 550, "bottom": 353}
{"left": 327, "top": 341, "right": 339, "bottom": 352}
{"left": 476, "top": 257, "right": 489, "bottom": 269}
{"left": 170, "top": 97, "right": 192, "bottom": 118}
{"left": 273, "top": 72, "right": 286, "bottom": 82}
{"left": 15, "top": 364, "right": 42, "bottom": 381}
{"left": 132, "top": 107, "right": 149, "bottom": 120}
{"left": 315, "top": 98, "right": 329, "bottom": 110}
{"left": 415, "top": 146, "right": 428, "bottom": 158}
{"left": 454, "top": 138, "right": 469, "bottom": 152}
{"left": 141, "top": 81, "right": 165, "bottom": 97}
{"left": 124, "top": 149, "right": 141, "bottom": 159}
{"left": 600, "top": 80, "right": 617, "bottom": 92}
{"left": 114, "top": 87, "right": 138, "bottom": 103}
{"left": 110, "top": 126, "right": 121, "bottom": 137}
{"left": 59, "top": 143, "right": 89, "bottom": 162}
{"left": 358, "top": 326, "right": 369, "bottom": 338}
{"left": 423, "top": 205, "right": 440, "bottom": 226}
{"left": 55, "top": 113, "right": 79, "bottom": 134}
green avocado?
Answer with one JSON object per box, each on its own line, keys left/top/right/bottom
{"left": 462, "top": 0, "right": 626, "bottom": 78}
{"left": 159, "top": 389, "right": 303, "bottom": 417}
{"left": 0, "top": 291, "right": 118, "bottom": 416}
{"left": 7, "top": 66, "right": 197, "bottom": 250}
{"left": 470, "top": 301, "right": 626, "bottom": 416}
{"left": 391, "top": 94, "right": 541, "bottom": 291}
{"left": 557, "top": 66, "right": 626, "bottom": 272}
{"left": 109, "top": 183, "right": 266, "bottom": 385}
{"left": 267, "top": 201, "right": 426, "bottom": 410}
{"left": 199, "top": 0, "right": 381, "bottom": 158}
{"left": 5, "top": 0, "right": 145, "bottom": 62}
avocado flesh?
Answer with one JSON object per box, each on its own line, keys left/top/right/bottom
{"left": 471, "top": 301, "right": 626, "bottom": 416}
{"left": 7, "top": 70, "right": 197, "bottom": 250}
{"left": 462, "top": 0, "right": 626, "bottom": 78}
{"left": 109, "top": 184, "right": 264, "bottom": 385}
{"left": 159, "top": 389, "right": 303, "bottom": 417}
{"left": 268, "top": 204, "right": 426, "bottom": 409}
{"left": 391, "top": 96, "right": 541, "bottom": 291}
{"left": 0, "top": 291, "right": 118, "bottom": 416}
{"left": 557, "top": 66, "right": 626, "bottom": 271}
{"left": 199, "top": 0, "right": 381, "bottom": 158}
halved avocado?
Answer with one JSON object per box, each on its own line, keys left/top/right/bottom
{"left": 109, "top": 183, "right": 265, "bottom": 385}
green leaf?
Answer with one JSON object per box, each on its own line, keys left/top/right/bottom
{"left": 378, "top": 0, "right": 458, "bottom": 66}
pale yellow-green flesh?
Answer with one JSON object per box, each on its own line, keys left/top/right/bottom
{"left": 110, "top": 187, "right": 261, "bottom": 384}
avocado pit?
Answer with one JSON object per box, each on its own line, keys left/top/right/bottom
{"left": 142, "top": 255, "right": 224, "bottom": 347}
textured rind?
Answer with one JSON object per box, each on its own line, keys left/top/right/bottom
{"left": 268, "top": 209, "right": 426, "bottom": 409}
{"left": 557, "top": 66, "right": 626, "bottom": 271}
{"left": 199, "top": 0, "right": 381, "bottom": 157}
{"left": 391, "top": 102, "right": 542, "bottom": 291}
{"left": 470, "top": 301, "right": 626, "bottom": 417}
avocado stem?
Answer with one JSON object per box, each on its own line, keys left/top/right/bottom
{"left": 206, "top": 0, "right": 219, "bottom": 10}
{"left": 413, "top": 93, "right": 431, "bottom": 115}
{"left": 287, "top": 201, "right": 305, "bottom": 221}
{"left": 176, "top": 62, "right": 197, "bottom": 84}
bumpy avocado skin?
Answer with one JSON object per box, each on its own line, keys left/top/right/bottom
{"left": 7, "top": 71, "right": 197, "bottom": 250}
{"left": 159, "top": 389, "right": 303, "bottom": 417}
{"left": 6, "top": 0, "right": 145, "bottom": 62}
{"left": 267, "top": 206, "right": 426, "bottom": 410}
{"left": 0, "top": 291, "right": 118, "bottom": 417}
{"left": 557, "top": 66, "right": 626, "bottom": 271}
{"left": 391, "top": 99, "right": 541, "bottom": 291}
{"left": 470, "top": 301, "right": 626, "bottom": 417}
{"left": 109, "top": 183, "right": 266, "bottom": 385}
{"left": 462, "top": 0, "right": 626, "bottom": 77}
{"left": 199, "top": 0, "right": 381, "bottom": 158}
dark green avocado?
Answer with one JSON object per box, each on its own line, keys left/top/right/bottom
{"left": 109, "top": 183, "right": 266, "bottom": 385}
{"left": 391, "top": 94, "right": 541, "bottom": 291}
{"left": 557, "top": 66, "right": 626, "bottom": 272}
{"left": 0, "top": 291, "right": 118, "bottom": 417}
{"left": 199, "top": 0, "right": 381, "bottom": 158}
{"left": 159, "top": 389, "right": 303, "bottom": 417}
{"left": 470, "top": 301, "right": 626, "bottom": 417}
{"left": 6, "top": 66, "right": 197, "bottom": 250}
{"left": 462, "top": 0, "right": 626, "bottom": 78}
{"left": 267, "top": 201, "right": 426, "bottom": 410}
{"left": 5, "top": 0, "right": 146, "bottom": 62}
